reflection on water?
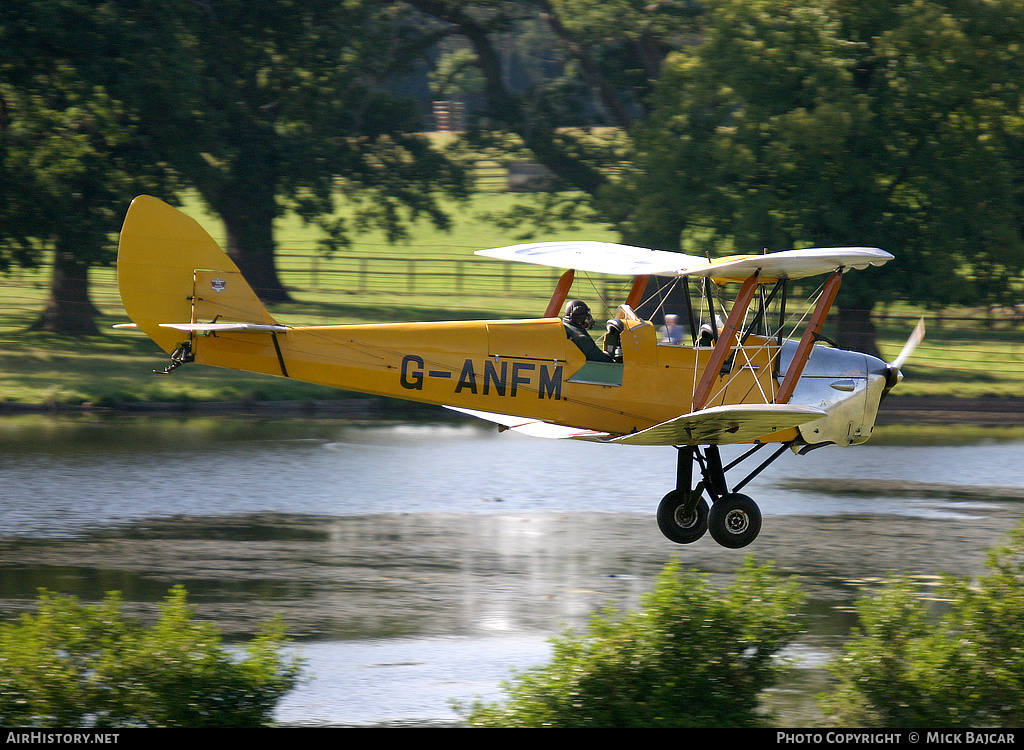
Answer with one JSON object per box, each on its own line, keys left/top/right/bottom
{"left": 1, "top": 412, "right": 1023, "bottom": 726}
{"left": 0, "top": 511, "right": 671, "bottom": 641}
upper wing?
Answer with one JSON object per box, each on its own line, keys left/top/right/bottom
{"left": 476, "top": 241, "right": 892, "bottom": 281}
{"left": 690, "top": 247, "right": 894, "bottom": 283}
{"left": 475, "top": 241, "right": 707, "bottom": 276}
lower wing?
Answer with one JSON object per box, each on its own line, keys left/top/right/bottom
{"left": 447, "top": 403, "right": 827, "bottom": 446}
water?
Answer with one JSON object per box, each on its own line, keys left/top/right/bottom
{"left": 1, "top": 412, "right": 1022, "bottom": 726}
{"left": 276, "top": 636, "right": 554, "bottom": 727}
{"left": 2, "top": 414, "right": 1019, "bottom": 538}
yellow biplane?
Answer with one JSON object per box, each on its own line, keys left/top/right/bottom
{"left": 115, "top": 195, "right": 923, "bottom": 548}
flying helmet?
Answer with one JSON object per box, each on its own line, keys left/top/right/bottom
{"left": 563, "top": 299, "right": 595, "bottom": 329}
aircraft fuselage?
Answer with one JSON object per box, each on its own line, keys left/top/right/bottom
{"left": 186, "top": 313, "right": 885, "bottom": 448}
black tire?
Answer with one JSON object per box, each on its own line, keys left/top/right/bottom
{"left": 708, "top": 493, "right": 762, "bottom": 549}
{"left": 657, "top": 490, "right": 709, "bottom": 544}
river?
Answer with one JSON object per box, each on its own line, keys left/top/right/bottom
{"left": 0, "top": 411, "right": 1022, "bottom": 726}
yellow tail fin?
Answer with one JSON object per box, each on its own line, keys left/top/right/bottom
{"left": 117, "top": 195, "right": 279, "bottom": 354}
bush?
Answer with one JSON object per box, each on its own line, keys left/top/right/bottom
{"left": 819, "top": 522, "right": 1024, "bottom": 727}
{"left": 459, "top": 557, "right": 806, "bottom": 727}
{"left": 0, "top": 586, "right": 301, "bottom": 727}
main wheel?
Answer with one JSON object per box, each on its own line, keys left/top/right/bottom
{"left": 708, "top": 493, "right": 762, "bottom": 549}
{"left": 657, "top": 490, "right": 709, "bottom": 544}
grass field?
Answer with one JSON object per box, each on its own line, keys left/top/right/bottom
{"left": 2, "top": 191, "right": 1023, "bottom": 407}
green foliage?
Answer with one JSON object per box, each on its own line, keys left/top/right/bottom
{"left": 429, "top": 48, "right": 486, "bottom": 99}
{"left": 606, "top": 0, "right": 1024, "bottom": 311}
{"left": 1, "top": 0, "right": 470, "bottom": 321}
{"left": 126, "top": 0, "right": 469, "bottom": 297}
{"left": 0, "top": 1, "right": 184, "bottom": 259}
{"left": 459, "top": 557, "right": 805, "bottom": 727}
{"left": 820, "top": 522, "right": 1024, "bottom": 727}
{"left": 0, "top": 586, "right": 301, "bottom": 728}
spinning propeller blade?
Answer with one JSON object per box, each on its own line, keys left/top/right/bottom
{"left": 884, "top": 317, "right": 925, "bottom": 391}
{"left": 891, "top": 317, "right": 926, "bottom": 372}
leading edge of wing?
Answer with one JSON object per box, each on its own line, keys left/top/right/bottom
{"left": 591, "top": 404, "right": 828, "bottom": 447}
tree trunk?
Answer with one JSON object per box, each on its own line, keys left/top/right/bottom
{"left": 31, "top": 249, "right": 100, "bottom": 335}
{"left": 219, "top": 192, "right": 292, "bottom": 304}
{"left": 834, "top": 303, "right": 883, "bottom": 360}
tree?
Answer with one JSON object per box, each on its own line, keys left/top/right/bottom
{"left": 121, "top": 0, "right": 468, "bottom": 302}
{"left": 459, "top": 557, "right": 805, "bottom": 728}
{"left": 407, "top": 0, "right": 702, "bottom": 197}
{"left": 3, "top": 0, "right": 468, "bottom": 336}
{"left": 820, "top": 522, "right": 1024, "bottom": 727}
{"left": 416, "top": 1, "right": 1024, "bottom": 354}
{"left": 0, "top": 586, "right": 300, "bottom": 728}
{"left": 603, "top": 0, "right": 1024, "bottom": 355}
{"left": 0, "top": 1, "right": 178, "bottom": 333}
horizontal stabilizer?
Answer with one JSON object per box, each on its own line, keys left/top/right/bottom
{"left": 158, "top": 323, "right": 289, "bottom": 333}
{"left": 590, "top": 403, "right": 828, "bottom": 446}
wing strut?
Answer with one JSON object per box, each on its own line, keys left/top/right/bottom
{"left": 691, "top": 273, "right": 760, "bottom": 411}
{"left": 625, "top": 274, "right": 650, "bottom": 310}
{"left": 776, "top": 269, "right": 843, "bottom": 404}
{"left": 544, "top": 269, "right": 575, "bottom": 318}
{"left": 682, "top": 278, "right": 699, "bottom": 344}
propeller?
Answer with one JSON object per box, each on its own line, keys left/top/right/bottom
{"left": 883, "top": 317, "right": 926, "bottom": 392}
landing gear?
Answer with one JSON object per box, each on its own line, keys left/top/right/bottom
{"left": 658, "top": 442, "right": 791, "bottom": 548}
{"left": 708, "top": 493, "right": 762, "bottom": 549}
{"left": 657, "top": 489, "right": 709, "bottom": 544}
{"left": 155, "top": 340, "right": 193, "bottom": 375}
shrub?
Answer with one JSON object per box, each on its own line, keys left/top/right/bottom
{"left": 819, "top": 522, "right": 1024, "bottom": 727}
{"left": 0, "top": 586, "right": 301, "bottom": 727}
{"left": 459, "top": 556, "right": 806, "bottom": 727}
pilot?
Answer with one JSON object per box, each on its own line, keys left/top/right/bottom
{"left": 698, "top": 322, "right": 716, "bottom": 347}
{"left": 660, "top": 313, "right": 683, "bottom": 345}
{"left": 698, "top": 315, "right": 724, "bottom": 346}
{"left": 562, "top": 300, "right": 613, "bottom": 362}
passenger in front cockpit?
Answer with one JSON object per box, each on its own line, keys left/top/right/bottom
{"left": 660, "top": 313, "right": 683, "bottom": 345}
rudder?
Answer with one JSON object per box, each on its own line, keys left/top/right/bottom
{"left": 117, "top": 195, "right": 279, "bottom": 353}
